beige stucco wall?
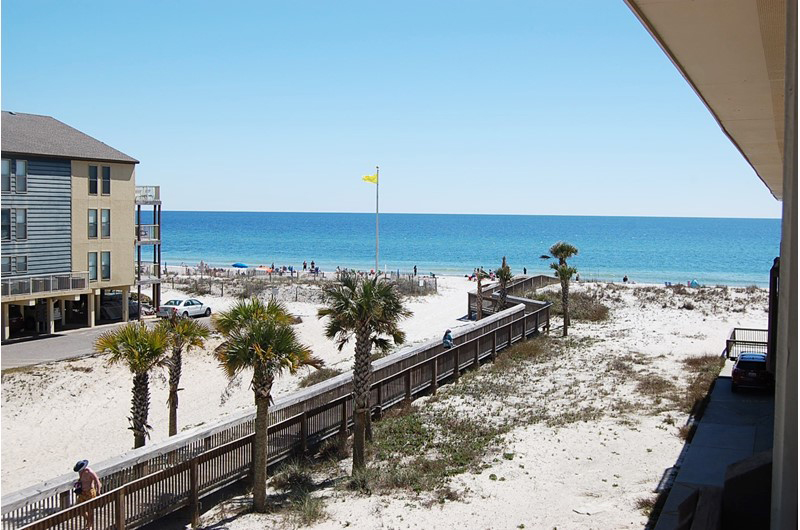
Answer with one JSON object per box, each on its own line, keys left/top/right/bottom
{"left": 71, "top": 160, "right": 135, "bottom": 289}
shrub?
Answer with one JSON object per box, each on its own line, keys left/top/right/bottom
{"left": 298, "top": 367, "right": 344, "bottom": 388}
{"left": 678, "top": 354, "right": 725, "bottom": 415}
{"left": 270, "top": 459, "right": 315, "bottom": 492}
{"left": 533, "top": 290, "right": 610, "bottom": 321}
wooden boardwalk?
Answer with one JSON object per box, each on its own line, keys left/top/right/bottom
{"left": 3, "top": 279, "right": 552, "bottom": 530}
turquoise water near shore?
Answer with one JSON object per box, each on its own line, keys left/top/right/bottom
{"left": 159, "top": 212, "right": 780, "bottom": 286}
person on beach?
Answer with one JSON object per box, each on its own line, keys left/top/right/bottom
{"left": 303, "top": 261, "right": 307, "bottom": 271}
{"left": 442, "top": 329, "right": 454, "bottom": 349}
{"left": 73, "top": 460, "right": 101, "bottom": 529}
{"left": 623, "top": 275, "right": 628, "bottom": 283}
{"left": 523, "top": 267, "right": 527, "bottom": 275}
{"left": 413, "top": 265, "right": 417, "bottom": 276}
{"left": 311, "top": 260, "right": 315, "bottom": 270}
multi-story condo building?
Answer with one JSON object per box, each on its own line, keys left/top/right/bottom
{"left": 1, "top": 111, "right": 154, "bottom": 341}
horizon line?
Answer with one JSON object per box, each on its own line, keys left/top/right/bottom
{"left": 157, "top": 209, "right": 782, "bottom": 221}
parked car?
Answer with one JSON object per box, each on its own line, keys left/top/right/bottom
{"left": 157, "top": 299, "right": 211, "bottom": 319}
{"left": 731, "top": 352, "right": 773, "bottom": 391}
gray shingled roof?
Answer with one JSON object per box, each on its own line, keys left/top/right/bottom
{"left": 1, "top": 111, "right": 138, "bottom": 164}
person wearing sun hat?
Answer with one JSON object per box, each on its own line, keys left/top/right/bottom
{"left": 73, "top": 460, "right": 101, "bottom": 529}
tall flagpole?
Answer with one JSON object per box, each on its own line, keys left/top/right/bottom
{"left": 375, "top": 166, "right": 379, "bottom": 275}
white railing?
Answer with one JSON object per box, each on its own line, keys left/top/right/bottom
{"left": 135, "top": 225, "right": 160, "bottom": 242}
{"left": 134, "top": 263, "right": 161, "bottom": 283}
{"left": 1, "top": 272, "right": 89, "bottom": 298}
{"left": 135, "top": 186, "right": 160, "bottom": 202}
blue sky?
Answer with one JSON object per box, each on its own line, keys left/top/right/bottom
{"left": 1, "top": 1, "right": 781, "bottom": 218}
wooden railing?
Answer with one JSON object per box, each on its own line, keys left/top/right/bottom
{"left": 3, "top": 302, "right": 550, "bottom": 530}
{"left": 467, "top": 274, "right": 559, "bottom": 317}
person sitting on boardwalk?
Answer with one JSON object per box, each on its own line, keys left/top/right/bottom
{"left": 442, "top": 329, "right": 454, "bottom": 349}
{"left": 73, "top": 459, "right": 102, "bottom": 529}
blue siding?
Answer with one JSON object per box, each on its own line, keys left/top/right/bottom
{"left": 1, "top": 156, "right": 72, "bottom": 276}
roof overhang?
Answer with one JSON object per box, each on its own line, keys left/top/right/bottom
{"left": 625, "top": 0, "right": 787, "bottom": 200}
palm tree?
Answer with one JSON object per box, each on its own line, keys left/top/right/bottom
{"left": 317, "top": 273, "right": 411, "bottom": 473}
{"left": 95, "top": 322, "right": 169, "bottom": 449}
{"left": 546, "top": 242, "right": 579, "bottom": 336}
{"left": 495, "top": 257, "right": 513, "bottom": 311}
{"left": 157, "top": 315, "right": 210, "bottom": 436}
{"left": 475, "top": 268, "right": 488, "bottom": 319}
{"left": 213, "top": 299, "right": 321, "bottom": 513}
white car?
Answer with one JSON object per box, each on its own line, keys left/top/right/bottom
{"left": 157, "top": 299, "right": 211, "bottom": 319}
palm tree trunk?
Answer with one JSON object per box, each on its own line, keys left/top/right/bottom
{"left": 352, "top": 323, "right": 372, "bottom": 473}
{"left": 251, "top": 369, "right": 273, "bottom": 513}
{"left": 561, "top": 278, "right": 570, "bottom": 336}
{"left": 167, "top": 347, "right": 182, "bottom": 436}
{"left": 131, "top": 372, "right": 150, "bottom": 449}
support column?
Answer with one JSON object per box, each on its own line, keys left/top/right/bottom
{"left": 771, "top": 2, "right": 798, "bottom": 526}
{"left": 2, "top": 303, "right": 9, "bottom": 342}
{"left": 59, "top": 299, "right": 66, "bottom": 327}
{"left": 45, "top": 298, "right": 54, "bottom": 335}
{"left": 87, "top": 294, "right": 96, "bottom": 328}
{"left": 95, "top": 293, "right": 101, "bottom": 324}
{"left": 121, "top": 286, "right": 130, "bottom": 322}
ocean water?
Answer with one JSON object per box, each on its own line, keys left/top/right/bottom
{"left": 158, "top": 212, "right": 781, "bottom": 286}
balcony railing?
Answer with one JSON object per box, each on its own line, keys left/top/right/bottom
{"left": 135, "top": 263, "right": 161, "bottom": 284}
{"left": 1, "top": 272, "right": 89, "bottom": 298}
{"left": 135, "top": 186, "right": 160, "bottom": 203}
{"left": 136, "top": 224, "right": 160, "bottom": 242}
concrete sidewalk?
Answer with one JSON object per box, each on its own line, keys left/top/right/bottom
{"left": 0, "top": 316, "right": 211, "bottom": 370}
{"left": 654, "top": 375, "right": 774, "bottom": 529}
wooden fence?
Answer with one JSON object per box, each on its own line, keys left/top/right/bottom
{"left": 3, "top": 300, "right": 550, "bottom": 530}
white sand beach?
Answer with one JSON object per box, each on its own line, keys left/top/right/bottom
{"left": 1, "top": 275, "right": 474, "bottom": 492}
{"left": 194, "top": 281, "right": 769, "bottom": 530}
{"left": 1, "top": 278, "right": 769, "bottom": 529}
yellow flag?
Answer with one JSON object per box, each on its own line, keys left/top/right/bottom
{"left": 362, "top": 174, "right": 378, "bottom": 184}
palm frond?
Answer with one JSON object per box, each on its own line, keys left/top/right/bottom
{"left": 96, "top": 322, "right": 169, "bottom": 375}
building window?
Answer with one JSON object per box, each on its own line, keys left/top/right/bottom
{"left": 1, "top": 257, "right": 10, "bottom": 274}
{"left": 101, "top": 251, "right": 111, "bottom": 280}
{"left": 101, "top": 209, "right": 111, "bottom": 238}
{"left": 88, "top": 209, "right": 98, "bottom": 238}
{"left": 88, "top": 252, "right": 98, "bottom": 281}
{"left": 1, "top": 208, "right": 9, "bottom": 240}
{"left": 89, "top": 166, "right": 98, "bottom": 195}
{"left": 15, "top": 209, "right": 27, "bottom": 240}
{"left": 102, "top": 167, "right": 110, "bottom": 195}
{"left": 15, "top": 256, "right": 27, "bottom": 273}
{"left": 1, "top": 159, "right": 9, "bottom": 192}
{"left": 15, "top": 160, "right": 27, "bottom": 193}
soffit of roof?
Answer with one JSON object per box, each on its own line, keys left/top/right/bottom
{"left": 625, "top": 0, "right": 786, "bottom": 200}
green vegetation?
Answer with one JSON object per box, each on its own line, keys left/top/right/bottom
{"left": 544, "top": 241, "right": 579, "bottom": 336}
{"left": 157, "top": 314, "right": 210, "bottom": 436}
{"left": 213, "top": 299, "right": 322, "bottom": 513}
{"left": 318, "top": 272, "right": 411, "bottom": 473}
{"left": 95, "top": 322, "right": 170, "bottom": 449}
{"left": 298, "top": 367, "right": 344, "bottom": 388}
{"left": 533, "top": 290, "right": 610, "bottom": 322}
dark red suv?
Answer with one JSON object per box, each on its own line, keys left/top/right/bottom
{"left": 731, "top": 352, "right": 772, "bottom": 392}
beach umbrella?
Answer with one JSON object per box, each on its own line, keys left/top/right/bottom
{"left": 232, "top": 263, "right": 248, "bottom": 268}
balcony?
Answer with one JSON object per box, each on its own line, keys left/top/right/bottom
{"left": 1, "top": 272, "right": 89, "bottom": 299}
{"left": 136, "top": 224, "right": 160, "bottom": 243}
{"left": 135, "top": 186, "right": 161, "bottom": 204}
{"left": 135, "top": 263, "right": 161, "bottom": 285}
